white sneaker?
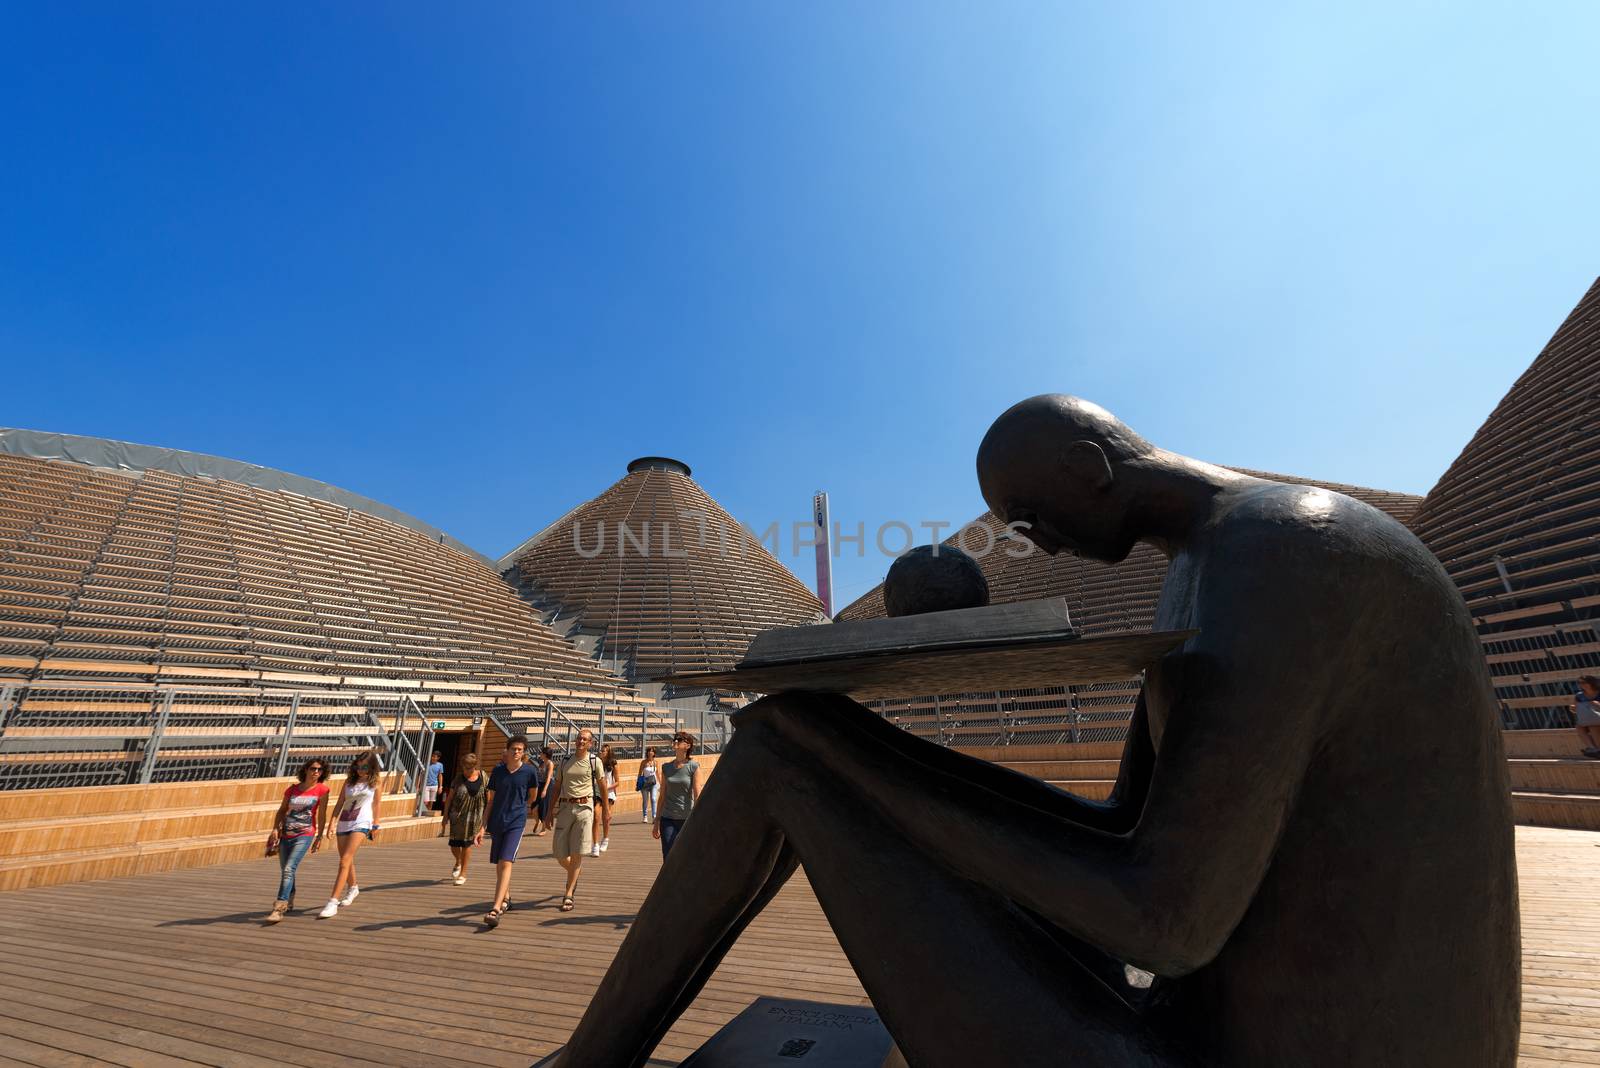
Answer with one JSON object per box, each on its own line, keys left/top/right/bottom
{"left": 339, "top": 885, "right": 360, "bottom": 907}
{"left": 600, "top": 838, "right": 610, "bottom": 853}
{"left": 318, "top": 899, "right": 340, "bottom": 918}
{"left": 453, "top": 875, "right": 466, "bottom": 885}
{"left": 590, "top": 842, "right": 601, "bottom": 857}
{"left": 451, "top": 865, "right": 461, "bottom": 879}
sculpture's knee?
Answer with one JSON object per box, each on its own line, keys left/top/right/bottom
{"left": 733, "top": 691, "right": 861, "bottom": 733}
{"left": 730, "top": 692, "right": 809, "bottom": 737}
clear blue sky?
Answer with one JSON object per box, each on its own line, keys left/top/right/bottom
{"left": 4, "top": 4, "right": 1598, "bottom": 610}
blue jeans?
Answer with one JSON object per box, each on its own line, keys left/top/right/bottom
{"left": 659, "top": 817, "right": 686, "bottom": 860}
{"left": 276, "top": 835, "right": 313, "bottom": 901}
{"left": 640, "top": 787, "right": 656, "bottom": 821}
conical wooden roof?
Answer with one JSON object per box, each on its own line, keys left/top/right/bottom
{"left": 1411, "top": 276, "right": 1600, "bottom": 726}
{"left": 505, "top": 459, "right": 823, "bottom": 679}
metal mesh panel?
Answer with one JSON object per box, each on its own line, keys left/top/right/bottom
{"left": 868, "top": 678, "right": 1141, "bottom": 748}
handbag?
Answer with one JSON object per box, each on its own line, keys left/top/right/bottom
{"left": 265, "top": 834, "right": 280, "bottom": 857}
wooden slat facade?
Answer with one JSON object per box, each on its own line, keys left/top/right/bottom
{"left": 0, "top": 449, "right": 677, "bottom": 786}
{"left": 1411, "top": 276, "right": 1600, "bottom": 729}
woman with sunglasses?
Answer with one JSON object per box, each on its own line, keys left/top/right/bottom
{"left": 652, "top": 732, "right": 701, "bottom": 860}
{"left": 265, "top": 758, "right": 331, "bottom": 923}
{"left": 319, "top": 750, "right": 384, "bottom": 918}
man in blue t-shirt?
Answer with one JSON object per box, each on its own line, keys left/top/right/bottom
{"left": 481, "top": 734, "right": 542, "bottom": 928}
{"left": 425, "top": 751, "right": 445, "bottom": 811}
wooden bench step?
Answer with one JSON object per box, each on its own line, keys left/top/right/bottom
{"left": 0, "top": 815, "right": 441, "bottom": 891}
{"left": 1042, "top": 779, "right": 1116, "bottom": 800}
{"left": 1502, "top": 730, "right": 1585, "bottom": 760}
{"left": 1511, "top": 791, "right": 1600, "bottom": 831}
{"left": 957, "top": 741, "right": 1125, "bottom": 763}
{"left": 0, "top": 772, "right": 408, "bottom": 822}
{"left": 1507, "top": 758, "right": 1600, "bottom": 793}
{"left": 0, "top": 793, "right": 420, "bottom": 857}
{"left": 992, "top": 759, "right": 1122, "bottom": 780}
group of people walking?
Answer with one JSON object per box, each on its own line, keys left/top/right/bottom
{"left": 263, "top": 728, "right": 702, "bottom": 926}
{"left": 262, "top": 748, "right": 385, "bottom": 922}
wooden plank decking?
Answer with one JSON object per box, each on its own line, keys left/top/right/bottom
{"left": 0, "top": 822, "right": 1593, "bottom": 1066}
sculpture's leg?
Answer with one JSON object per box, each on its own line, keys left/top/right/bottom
{"left": 558, "top": 693, "right": 1196, "bottom": 1068}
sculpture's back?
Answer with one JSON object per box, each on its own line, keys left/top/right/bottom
{"left": 1151, "top": 482, "right": 1520, "bottom": 1065}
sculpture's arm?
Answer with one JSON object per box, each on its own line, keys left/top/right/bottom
{"left": 827, "top": 563, "right": 1329, "bottom": 975}
{"left": 995, "top": 563, "right": 1332, "bottom": 973}
{"left": 1105, "top": 691, "right": 1154, "bottom": 815}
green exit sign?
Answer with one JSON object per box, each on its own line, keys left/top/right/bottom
{"left": 432, "top": 721, "right": 447, "bottom": 730}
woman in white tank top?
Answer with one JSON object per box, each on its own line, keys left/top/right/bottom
{"left": 336, "top": 780, "right": 376, "bottom": 833}
{"left": 319, "top": 750, "right": 384, "bottom": 918}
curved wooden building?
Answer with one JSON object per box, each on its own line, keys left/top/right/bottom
{"left": 0, "top": 435, "right": 656, "bottom": 791}
{"left": 1411, "top": 277, "right": 1600, "bottom": 731}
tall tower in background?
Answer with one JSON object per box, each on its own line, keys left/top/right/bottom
{"left": 813, "top": 490, "right": 833, "bottom": 618}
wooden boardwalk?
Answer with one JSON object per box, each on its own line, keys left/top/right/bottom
{"left": 0, "top": 822, "right": 1593, "bottom": 1066}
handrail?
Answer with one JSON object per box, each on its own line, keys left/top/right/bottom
{"left": 542, "top": 700, "right": 587, "bottom": 756}
{"left": 399, "top": 695, "right": 436, "bottom": 817}
{"left": 0, "top": 681, "right": 18, "bottom": 735}
{"left": 372, "top": 696, "right": 436, "bottom": 816}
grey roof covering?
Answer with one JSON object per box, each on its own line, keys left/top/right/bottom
{"left": 0, "top": 427, "right": 491, "bottom": 565}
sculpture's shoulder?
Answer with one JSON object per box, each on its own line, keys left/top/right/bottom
{"left": 1177, "top": 480, "right": 1474, "bottom": 682}
{"left": 1196, "top": 480, "right": 1449, "bottom": 607}
{"left": 1212, "top": 481, "right": 1422, "bottom": 557}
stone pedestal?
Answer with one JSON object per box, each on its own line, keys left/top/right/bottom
{"left": 679, "top": 997, "right": 897, "bottom": 1067}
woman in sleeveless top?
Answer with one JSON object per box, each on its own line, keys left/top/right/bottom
{"left": 444, "top": 750, "right": 489, "bottom": 885}
{"left": 637, "top": 746, "right": 659, "bottom": 823}
{"left": 319, "top": 750, "right": 383, "bottom": 918}
{"left": 534, "top": 746, "right": 557, "bottom": 833}
{"left": 653, "top": 732, "right": 702, "bottom": 860}
{"left": 265, "top": 758, "right": 330, "bottom": 922}
{"left": 598, "top": 745, "right": 619, "bottom": 854}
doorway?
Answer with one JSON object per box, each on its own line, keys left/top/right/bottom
{"left": 431, "top": 730, "right": 478, "bottom": 802}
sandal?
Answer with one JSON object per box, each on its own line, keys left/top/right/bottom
{"left": 484, "top": 905, "right": 505, "bottom": 928}
{"left": 560, "top": 895, "right": 575, "bottom": 912}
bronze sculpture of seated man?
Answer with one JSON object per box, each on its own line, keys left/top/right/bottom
{"left": 551, "top": 394, "right": 1520, "bottom": 1067}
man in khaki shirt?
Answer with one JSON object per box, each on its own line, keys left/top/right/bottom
{"left": 549, "top": 727, "right": 608, "bottom": 912}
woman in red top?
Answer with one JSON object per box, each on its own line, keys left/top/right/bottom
{"left": 265, "top": 759, "right": 331, "bottom": 923}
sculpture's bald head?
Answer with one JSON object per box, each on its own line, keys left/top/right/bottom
{"left": 977, "top": 395, "right": 1155, "bottom": 563}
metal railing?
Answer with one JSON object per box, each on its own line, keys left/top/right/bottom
{"left": 868, "top": 681, "right": 1141, "bottom": 749}
{"left": 502, "top": 700, "right": 693, "bottom": 759}
{"left": 0, "top": 672, "right": 731, "bottom": 796}
{"left": 0, "top": 682, "right": 393, "bottom": 791}
{"left": 375, "top": 694, "right": 438, "bottom": 817}
{"left": 541, "top": 700, "right": 586, "bottom": 756}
